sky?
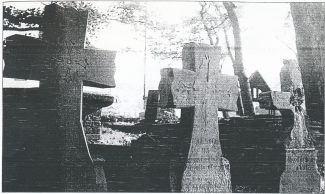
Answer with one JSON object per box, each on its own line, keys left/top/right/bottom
{"left": 3, "top": 1, "right": 297, "bottom": 117}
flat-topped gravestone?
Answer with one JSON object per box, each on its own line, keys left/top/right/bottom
{"left": 3, "top": 4, "right": 115, "bottom": 192}
{"left": 159, "top": 43, "right": 239, "bottom": 192}
{"left": 259, "top": 60, "right": 321, "bottom": 193}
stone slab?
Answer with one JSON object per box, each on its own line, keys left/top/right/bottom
{"left": 280, "top": 148, "right": 321, "bottom": 193}
{"left": 258, "top": 91, "right": 292, "bottom": 110}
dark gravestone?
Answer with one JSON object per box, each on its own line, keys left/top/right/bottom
{"left": 158, "top": 43, "right": 239, "bottom": 192}
{"left": 3, "top": 4, "right": 115, "bottom": 192}
{"left": 83, "top": 92, "right": 114, "bottom": 142}
{"left": 259, "top": 60, "right": 321, "bottom": 193}
{"left": 145, "top": 90, "right": 160, "bottom": 123}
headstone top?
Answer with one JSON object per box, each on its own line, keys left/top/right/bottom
{"left": 42, "top": 3, "right": 88, "bottom": 46}
{"left": 182, "top": 43, "right": 221, "bottom": 73}
{"left": 281, "top": 59, "right": 303, "bottom": 93}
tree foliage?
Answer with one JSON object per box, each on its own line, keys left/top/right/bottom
{"left": 3, "top": 1, "right": 146, "bottom": 38}
{"left": 3, "top": 5, "right": 43, "bottom": 31}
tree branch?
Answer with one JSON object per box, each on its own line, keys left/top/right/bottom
{"left": 199, "top": 2, "right": 214, "bottom": 45}
{"left": 223, "top": 27, "right": 235, "bottom": 64}
{"left": 214, "top": 4, "right": 234, "bottom": 64}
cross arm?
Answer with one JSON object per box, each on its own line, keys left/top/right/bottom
{"left": 158, "top": 68, "right": 196, "bottom": 108}
{"left": 83, "top": 49, "right": 116, "bottom": 88}
{"left": 215, "top": 74, "right": 239, "bottom": 111}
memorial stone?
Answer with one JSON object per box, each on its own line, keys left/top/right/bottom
{"left": 280, "top": 59, "right": 306, "bottom": 110}
{"left": 145, "top": 90, "right": 160, "bottom": 123}
{"left": 158, "top": 43, "right": 239, "bottom": 192}
{"left": 258, "top": 60, "right": 321, "bottom": 193}
{"left": 3, "top": 4, "right": 116, "bottom": 192}
{"left": 279, "top": 61, "right": 321, "bottom": 193}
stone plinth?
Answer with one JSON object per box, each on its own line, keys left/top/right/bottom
{"left": 280, "top": 148, "right": 321, "bottom": 193}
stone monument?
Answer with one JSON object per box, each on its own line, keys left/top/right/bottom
{"left": 259, "top": 59, "right": 321, "bottom": 193}
{"left": 145, "top": 90, "right": 160, "bottom": 123}
{"left": 158, "top": 43, "right": 239, "bottom": 192}
{"left": 3, "top": 4, "right": 115, "bottom": 191}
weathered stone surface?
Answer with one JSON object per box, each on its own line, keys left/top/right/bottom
{"left": 258, "top": 91, "right": 291, "bottom": 110}
{"left": 290, "top": 3, "right": 324, "bottom": 122}
{"left": 288, "top": 110, "right": 314, "bottom": 149}
{"left": 83, "top": 91, "right": 114, "bottom": 117}
{"left": 277, "top": 60, "right": 321, "bottom": 193}
{"left": 145, "top": 90, "right": 160, "bottom": 123}
{"left": 280, "top": 148, "right": 321, "bottom": 193}
{"left": 159, "top": 69, "right": 238, "bottom": 111}
{"left": 3, "top": 3, "right": 115, "bottom": 192}
{"left": 216, "top": 74, "right": 239, "bottom": 111}
{"left": 158, "top": 43, "right": 238, "bottom": 192}
{"left": 257, "top": 60, "right": 321, "bottom": 193}
{"left": 280, "top": 59, "right": 305, "bottom": 109}
{"left": 84, "top": 110, "right": 103, "bottom": 142}
{"left": 280, "top": 59, "right": 303, "bottom": 92}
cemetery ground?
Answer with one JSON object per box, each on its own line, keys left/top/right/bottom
{"left": 86, "top": 114, "right": 324, "bottom": 193}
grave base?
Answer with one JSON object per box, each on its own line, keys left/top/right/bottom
{"left": 279, "top": 148, "right": 321, "bottom": 193}
{"left": 181, "top": 157, "right": 232, "bottom": 193}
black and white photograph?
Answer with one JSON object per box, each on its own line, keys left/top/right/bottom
{"left": 2, "top": 0, "right": 324, "bottom": 192}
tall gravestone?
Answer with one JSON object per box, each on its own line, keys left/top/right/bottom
{"left": 279, "top": 60, "right": 321, "bottom": 193}
{"left": 258, "top": 60, "right": 321, "bottom": 193}
{"left": 3, "top": 4, "right": 115, "bottom": 191}
{"left": 158, "top": 43, "right": 239, "bottom": 192}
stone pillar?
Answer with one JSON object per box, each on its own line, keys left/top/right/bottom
{"left": 279, "top": 60, "right": 321, "bottom": 193}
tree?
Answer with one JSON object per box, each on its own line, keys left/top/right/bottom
{"left": 188, "top": 2, "right": 254, "bottom": 116}
{"left": 3, "top": 1, "right": 146, "bottom": 47}
{"left": 223, "top": 2, "right": 254, "bottom": 116}
{"left": 3, "top": 5, "right": 43, "bottom": 31}
{"left": 290, "top": 3, "right": 325, "bottom": 123}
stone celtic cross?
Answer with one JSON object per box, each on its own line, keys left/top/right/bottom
{"left": 158, "top": 43, "right": 239, "bottom": 192}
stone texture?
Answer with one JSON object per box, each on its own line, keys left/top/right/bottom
{"left": 290, "top": 3, "right": 324, "bottom": 122}
{"left": 144, "top": 90, "right": 160, "bottom": 123}
{"left": 158, "top": 43, "right": 239, "bottom": 192}
{"left": 280, "top": 148, "right": 321, "bottom": 193}
{"left": 258, "top": 91, "right": 292, "bottom": 110}
{"left": 3, "top": 3, "right": 115, "bottom": 192}
{"left": 83, "top": 91, "right": 114, "bottom": 116}
{"left": 280, "top": 59, "right": 306, "bottom": 110}
{"left": 258, "top": 59, "right": 322, "bottom": 193}
{"left": 280, "top": 59, "right": 304, "bottom": 92}
{"left": 84, "top": 110, "right": 102, "bottom": 142}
